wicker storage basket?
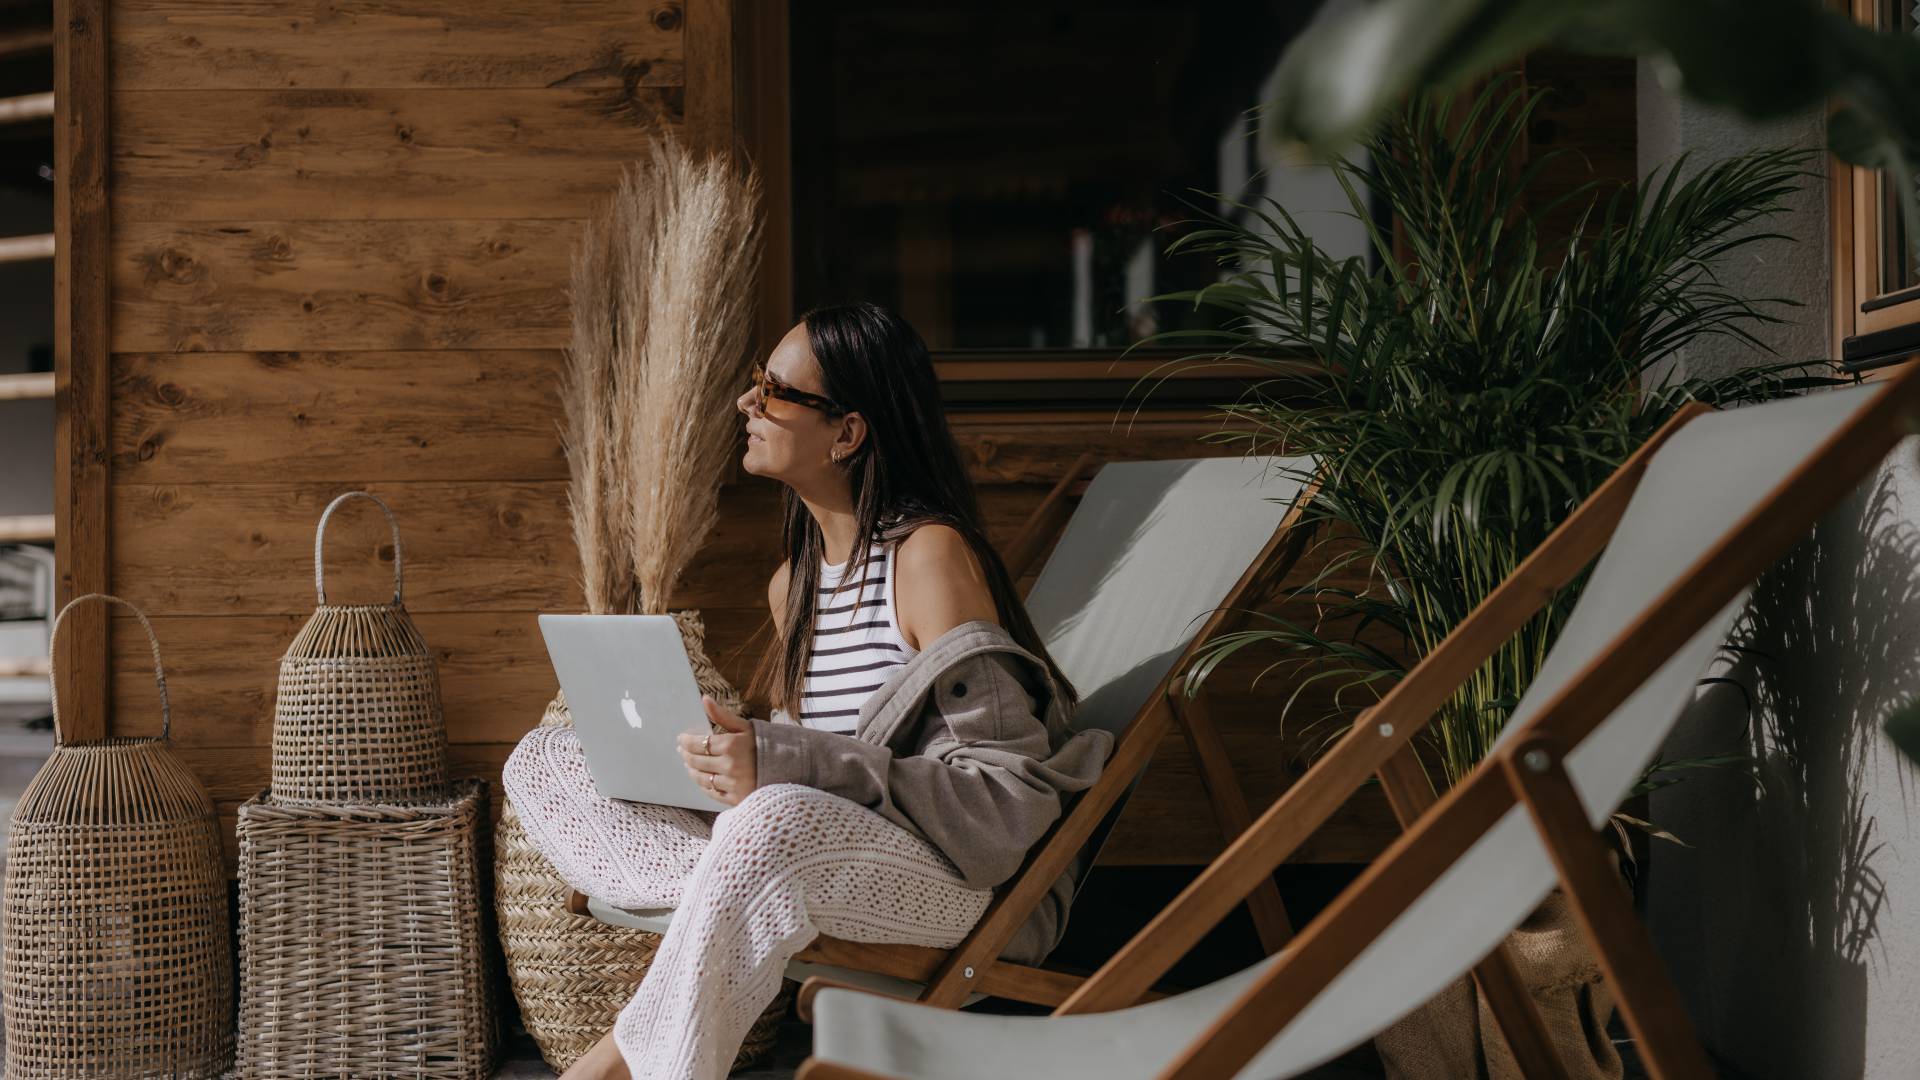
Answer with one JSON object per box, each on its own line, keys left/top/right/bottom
{"left": 236, "top": 777, "right": 498, "bottom": 1078}
{"left": 495, "top": 610, "right": 791, "bottom": 1073}
{"left": 272, "top": 491, "right": 451, "bottom": 806}
{"left": 2, "top": 594, "right": 235, "bottom": 1079}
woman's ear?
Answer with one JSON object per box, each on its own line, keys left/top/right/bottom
{"left": 835, "top": 412, "right": 868, "bottom": 458}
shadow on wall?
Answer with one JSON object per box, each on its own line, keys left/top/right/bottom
{"left": 1650, "top": 464, "right": 1920, "bottom": 1079}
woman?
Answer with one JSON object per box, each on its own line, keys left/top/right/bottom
{"left": 503, "top": 301, "right": 1114, "bottom": 1080}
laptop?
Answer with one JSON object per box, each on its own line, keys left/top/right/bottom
{"left": 536, "top": 613, "right": 729, "bottom": 812}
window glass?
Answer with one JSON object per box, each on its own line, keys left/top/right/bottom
{"left": 789, "top": 0, "right": 1373, "bottom": 351}
{"left": 1877, "top": 0, "right": 1919, "bottom": 295}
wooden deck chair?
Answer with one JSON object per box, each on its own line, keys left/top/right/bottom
{"left": 566, "top": 452, "right": 1320, "bottom": 1009}
{"left": 792, "top": 369, "right": 1920, "bottom": 1080}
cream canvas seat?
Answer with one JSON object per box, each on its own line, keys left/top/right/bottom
{"left": 797, "top": 374, "right": 1920, "bottom": 1079}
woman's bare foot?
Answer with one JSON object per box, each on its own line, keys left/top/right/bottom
{"left": 558, "top": 1030, "right": 630, "bottom": 1080}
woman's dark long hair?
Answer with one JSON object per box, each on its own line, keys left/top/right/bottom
{"left": 746, "top": 301, "right": 1080, "bottom": 722}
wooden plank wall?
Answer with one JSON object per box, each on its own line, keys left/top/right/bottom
{"left": 92, "top": 0, "right": 1422, "bottom": 875}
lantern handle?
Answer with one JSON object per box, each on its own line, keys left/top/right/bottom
{"left": 314, "top": 491, "right": 405, "bottom": 606}
{"left": 47, "top": 593, "right": 170, "bottom": 746}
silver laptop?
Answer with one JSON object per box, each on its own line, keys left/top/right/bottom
{"left": 536, "top": 613, "right": 728, "bottom": 812}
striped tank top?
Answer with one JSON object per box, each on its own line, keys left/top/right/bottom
{"left": 797, "top": 535, "right": 919, "bottom": 733}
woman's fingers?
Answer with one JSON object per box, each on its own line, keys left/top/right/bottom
{"left": 678, "top": 733, "right": 744, "bottom": 764}
{"left": 701, "top": 693, "right": 751, "bottom": 732}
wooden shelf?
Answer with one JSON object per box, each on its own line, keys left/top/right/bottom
{"left": 0, "top": 92, "right": 53, "bottom": 126}
{"left": 0, "top": 373, "right": 53, "bottom": 401}
{"left": 0, "top": 517, "right": 53, "bottom": 544}
{"left": 0, "top": 658, "right": 49, "bottom": 679}
{"left": 0, "top": 234, "right": 53, "bottom": 264}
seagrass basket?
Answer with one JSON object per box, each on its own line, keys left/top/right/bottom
{"left": 272, "top": 490, "right": 451, "bottom": 806}
{"left": 237, "top": 778, "right": 498, "bottom": 1079}
{"left": 1, "top": 593, "right": 235, "bottom": 1079}
{"left": 494, "top": 610, "right": 791, "bottom": 1073}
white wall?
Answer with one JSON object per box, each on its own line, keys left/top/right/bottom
{"left": 1639, "top": 60, "right": 1920, "bottom": 1079}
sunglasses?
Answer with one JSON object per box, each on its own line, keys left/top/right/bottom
{"left": 747, "top": 362, "right": 847, "bottom": 418}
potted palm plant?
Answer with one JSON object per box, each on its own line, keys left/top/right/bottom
{"left": 1137, "top": 78, "right": 1841, "bottom": 1077}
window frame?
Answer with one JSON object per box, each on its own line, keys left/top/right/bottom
{"left": 735, "top": 0, "right": 1302, "bottom": 408}
{"left": 1833, "top": 0, "right": 1920, "bottom": 373}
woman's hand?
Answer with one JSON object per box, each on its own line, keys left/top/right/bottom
{"left": 677, "top": 694, "right": 758, "bottom": 807}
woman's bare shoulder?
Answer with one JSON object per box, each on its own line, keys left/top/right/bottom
{"left": 895, "top": 524, "right": 998, "bottom": 647}
{"left": 767, "top": 559, "right": 791, "bottom": 616}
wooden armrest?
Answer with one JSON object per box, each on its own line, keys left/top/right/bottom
{"left": 796, "top": 975, "right": 892, "bottom": 1023}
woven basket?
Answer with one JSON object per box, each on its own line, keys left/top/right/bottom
{"left": 272, "top": 490, "right": 451, "bottom": 806}
{"left": 1, "top": 593, "right": 235, "bottom": 1079}
{"left": 495, "top": 610, "right": 791, "bottom": 1073}
{"left": 237, "top": 778, "right": 499, "bottom": 1079}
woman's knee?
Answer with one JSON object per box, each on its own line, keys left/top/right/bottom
{"left": 501, "top": 725, "right": 580, "bottom": 803}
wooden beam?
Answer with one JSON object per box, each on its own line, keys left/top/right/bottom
{"left": 53, "top": 0, "right": 113, "bottom": 744}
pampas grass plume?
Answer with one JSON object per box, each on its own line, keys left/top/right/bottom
{"left": 561, "top": 133, "right": 763, "bottom": 615}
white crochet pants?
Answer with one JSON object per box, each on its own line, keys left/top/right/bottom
{"left": 502, "top": 726, "right": 993, "bottom": 1080}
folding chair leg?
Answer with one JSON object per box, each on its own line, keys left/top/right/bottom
{"left": 1166, "top": 679, "right": 1292, "bottom": 953}
{"left": 1500, "top": 735, "right": 1716, "bottom": 1080}
{"left": 1377, "top": 745, "right": 1570, "bottom": 1080}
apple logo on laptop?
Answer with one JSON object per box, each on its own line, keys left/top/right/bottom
{"left": 620, "top": 691, "right": 644, "bottom": 729}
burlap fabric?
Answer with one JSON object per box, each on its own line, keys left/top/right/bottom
{"left": 1374, "top": 890, "right": 1621, "bottom": 1080}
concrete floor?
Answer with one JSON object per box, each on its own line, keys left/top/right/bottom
{"left": 487, "top": 1021, "right": 1391, "bottom": 1080}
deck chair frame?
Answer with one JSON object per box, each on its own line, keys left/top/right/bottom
{"left": 795, "top": 364, "right": 1920, "bottom": 1080}
{"left": 566, "top": 450, "right": 1315, "bottom": 1009}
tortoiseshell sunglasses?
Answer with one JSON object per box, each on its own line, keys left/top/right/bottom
{"left": 748, "top": 362, "right": 847, "bottom": 418}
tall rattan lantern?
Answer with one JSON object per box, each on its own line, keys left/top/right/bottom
{"left": 1, "top": 594, "right": 235, "bottom": 1079}
{"left": 271, "top": 490, "right": 451, "bottom": 805}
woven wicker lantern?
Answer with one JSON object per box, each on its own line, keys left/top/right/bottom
{"left": 272, "top": 490, "right": 451, "bottom": 806}
{"left": 1, "top": 594, "right": 235, "bottom": 1079}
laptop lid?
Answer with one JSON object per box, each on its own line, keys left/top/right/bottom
{"left": 536, "top": 613, "right": 728, "bottom": 812}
